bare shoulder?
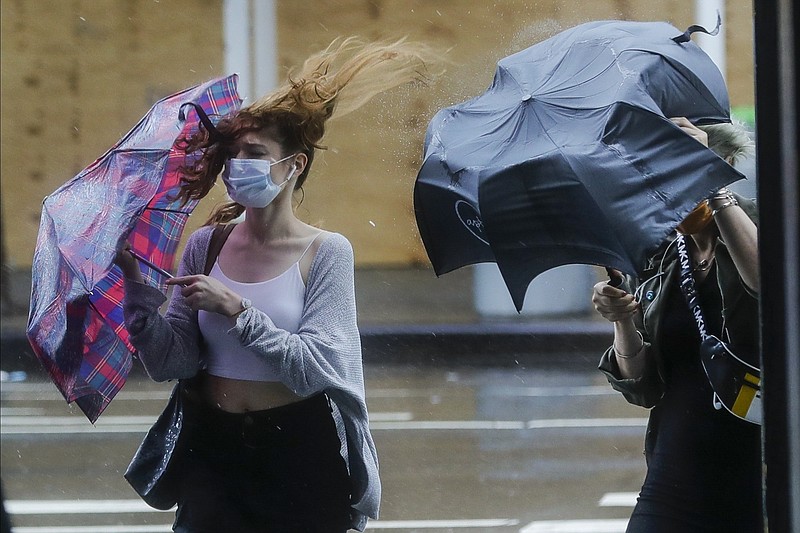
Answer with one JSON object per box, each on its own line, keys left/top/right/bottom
{"left": 298, "top": 226, "right": 345, "bottom": 282}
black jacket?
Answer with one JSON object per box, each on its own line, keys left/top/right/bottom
{"left": 597, "top": 193, "right": 759, "bottom": 408}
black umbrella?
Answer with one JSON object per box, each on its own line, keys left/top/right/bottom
{"left": 414, "top": 18, "right": 745, "bottom": 311}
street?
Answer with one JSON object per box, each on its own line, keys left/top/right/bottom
{"left": 1, "top": 356, "right": 647, "bottom": 532}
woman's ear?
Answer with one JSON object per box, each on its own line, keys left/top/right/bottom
{"left": 294, "top": 153, "right": 309, "bottom": 176}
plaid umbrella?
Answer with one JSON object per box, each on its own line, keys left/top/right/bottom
{"left": 27, "top": 75, "right": 241, "bottom": 422}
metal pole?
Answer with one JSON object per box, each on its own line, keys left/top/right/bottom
{"left": 695, "top": 0, "right": 726, "bottom": 79}
{"left": 223, "top": 0, "right": 252, "bottom": 101}
{"left": 252, "top": 0, "right": 278, "bottom": 97}
{"left": 753, "top": 0, "right": 800, "bottom": 530}
{"left": 223, "top": 0, "right": 278, "bottom": 103}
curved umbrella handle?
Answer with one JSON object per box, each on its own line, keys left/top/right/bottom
{"left": 605, "top": 267, "right": 625, "bottom": 289}
{"left": 179, "top": 102, "right": 224, "bottom": 144}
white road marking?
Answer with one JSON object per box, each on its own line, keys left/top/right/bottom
{"left": 370, "top": 411, "right": 414, "bottom": 421}
{"left": 6, "top": 499, "right": 171, "bottom": 514}
{"left": 483, "top": 386, "right": 616, "bottom": 397}
{"left": 520, "top": 519, "right": 629, "bottom": 532}
{"left": 8, "top": 522, "right": 521, "bottom": 533}
{"left": 367, "top": 385, "right": 615, "bottom": 398}
{"left": 1, "top": 414, "right": 647, "bottom": 434}
{"left": 0, "top": 406, "right": 45, "bottom": 415}
{"left": 14, "top": 524, "right": 172, "bottom": 533}
{"left": 0, "top": 414, "right": 156, "bottom": 434}
{"left": 3, "top": 416, "right": 157, "bottom": 426}
{"left": 0, "top": 389, "right": 172, "bottom": 402}
{"left": 6, "top": 500, "right": 517, "bottom": 530}
{"left": 2, "top": 424, "right": 154, "bottom": 434}
{"left": 598, "top": 492, "right": 638, "bottom": 507}
{"left": 371, "top": 418, "right": 647, "bottom": 431}
{"left": 526, "top": 418, "right": 647, "bottom": 429}
{"left": 367, "top": 519, "right": 520, "bottom": 528}
{"left": 0, "top": 412, "right": 411, "bottom": 435}
{"left": 11, "top": 518, "right": 626, "bottom": 533}
{"left": 2, "top": 384, "right": 617, "bottom": 402}
{"left": 0, "top": 412, "right": 411, "bottom": 426}
{"left": 371, "top": 420, "right": 526, "bottom": 430}
{"left": 0, "top": 383, "right": 56, "bottom": 392}
{"left": 107, "top": 391, "right": 172, "bottom": 401}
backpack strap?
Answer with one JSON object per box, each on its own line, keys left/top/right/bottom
{"left": 203, "top": 224, "right": 236, "bottom": 275}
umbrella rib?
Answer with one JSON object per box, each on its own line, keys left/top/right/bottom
{"left": 145, "top": 206, "right": 193, "bottom": 214}
{"left": 526, "top": 104, "right": 630, "bottom": 262}
{"left": 540, "top": 51, "right": 618, "bottom": 97}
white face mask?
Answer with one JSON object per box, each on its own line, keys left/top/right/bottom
{"left": 222, "top": 154, "right": 297, "bottom": 208}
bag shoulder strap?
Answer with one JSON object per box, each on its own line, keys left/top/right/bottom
{"left": 675, "top": 233, "right": 709, "bottom": 340}
{"left": 180, "top": 224, "right": 235, "bottom": 388}
{"left": 203, "top": 224, "right": 236, "bottom": 275}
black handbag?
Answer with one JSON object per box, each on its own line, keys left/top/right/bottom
{"left": 675, "top": 234, "right": 762, "bottom": 425}
{"left": 124, "top": 381, "right": 186, "bottom": 509}
{"left": 124, "top": 223, "right": 236, "bottom": 508}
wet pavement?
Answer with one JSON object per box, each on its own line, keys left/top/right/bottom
{"left": 1, "top": 356, "right": 647, "bottom": 532}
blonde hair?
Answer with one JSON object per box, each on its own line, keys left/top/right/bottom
{"left": 189, "top": 36, "right": 440, "bottom": 226}
{"left": 248, "top": 36, "right": 437, "bottom": 132}
{"left": 699, "top": 120, "right": 755, "bottom": 166}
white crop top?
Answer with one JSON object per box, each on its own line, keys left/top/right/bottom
{"left": 198, "top": 241, "right": 314, "bottom": 381}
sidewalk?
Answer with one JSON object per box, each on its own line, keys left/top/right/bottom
{"left": 1, "top": 266, "right": 614, "bottom": 374}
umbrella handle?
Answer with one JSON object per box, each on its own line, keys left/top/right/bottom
{"left": 179, "top": 103, "right": 223, "bottom": 143}
{"left": 605, "top": 267, "right": 625, "bottom": 289}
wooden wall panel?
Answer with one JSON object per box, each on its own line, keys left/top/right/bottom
{"left": 1, "top": 0, "right": 755, "bottom": 269}
{"left": 0, "top": 0, "right": 225, "bottom": 271}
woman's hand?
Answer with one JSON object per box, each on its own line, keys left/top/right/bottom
{"left": 670, "top": 116, "right": 708, "bottom": 146}
{"left": 593, "top": 281, "right": 647, "bottom": 377}
{"left": 166, "top": 275, "right": 244, "bottom": 317}
{"left": 114, "top": 241, "right": 144, "bottom": 283}
{"left": 592, "top": 281, "right": 638, "bottom": 323}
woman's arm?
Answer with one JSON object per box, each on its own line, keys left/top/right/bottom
{"left": 593, "top": 277, "right": 664, "bottom": 407}
{"left": 669, "top": 118, "right": 759, "bottom": 292}
{"left": 119, "top": 230, "right": 213, "bottom": 381}
{"left": 710, "top": 190, "right": 759, "bottom": 292}
{"left": 592, "top": 281, "right": 647, "bottom": 379}
{"left": 612, "top": 317, "right": 648, "bottom": 379}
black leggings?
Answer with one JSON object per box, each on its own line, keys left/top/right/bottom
{"left": 173, "top": 393, "right": 352, "bottom": 533}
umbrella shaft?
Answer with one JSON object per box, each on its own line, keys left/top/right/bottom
{"left": 129, "top": 250, "right": 174, "bottom": 279}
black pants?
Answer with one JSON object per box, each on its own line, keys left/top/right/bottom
{"left": 173, "top": 393, "right": 352, "bottom": 533}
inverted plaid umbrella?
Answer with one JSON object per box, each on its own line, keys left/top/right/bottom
{"left": 27, "top": 75, "right": 241, "bottom": 422}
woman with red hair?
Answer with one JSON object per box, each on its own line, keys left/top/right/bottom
{"left": 117, "top": 37, "right": 438, "bottom": 532}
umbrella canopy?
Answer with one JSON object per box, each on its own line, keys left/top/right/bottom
{"left": 414, "top": 19, "right": 745, "bottom": 311}
{"left": 27, "top": 75, "right": 241, "bottom": 422}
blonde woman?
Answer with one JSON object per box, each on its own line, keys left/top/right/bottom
{"left": 116, "top": 38, "right": 437, "bottom": 532}
{"left": 592, "top": 119, "right": 761, "bottom": 532}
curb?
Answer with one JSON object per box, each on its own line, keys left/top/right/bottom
{"left": 359, "top": 321, "right": 612, "bottom": 365}
{"left": 3, "top": 320, "right": 613, "bottom": 376}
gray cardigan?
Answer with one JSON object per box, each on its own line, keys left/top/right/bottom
{"left": 122, "top": 226, "right": 379, "bottom": 531}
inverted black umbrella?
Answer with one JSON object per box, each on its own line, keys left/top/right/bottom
{"left": 414, "top": 18, "right": 745, "bottom": 311}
